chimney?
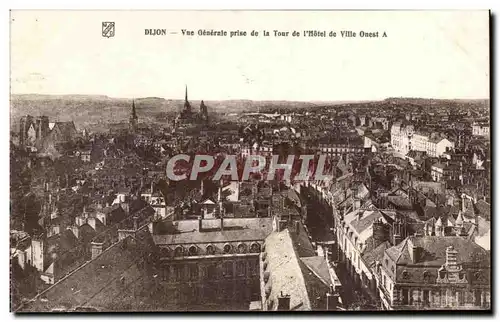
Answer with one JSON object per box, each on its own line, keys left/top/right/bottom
{"left": 326, "top": 285, "right": 338, "bottom": 311}
{"left": 357, "top": 210, "right": 363, "bottom": 221}
{"left": 294, "top": 220, "right": 300, "bottom": 233}
{"left": 220, "top": 216, "right": 224, "bottom": 231}
{"left": 133, "top": 216, "right": 138, "bottom": 231}
{"left": 150, "top": 181, "right": 154, "bottom": 194}
{"left": 91, "top": 241, "right": 103, "bottom": 260}
{"left": 461, "top": 195, "right": 466, "bottom": 213}
{"left": 198, "top": 216, "right": 203, "bottom": 232}
{"left": 411, "top": 245, "right": 419, "bottom": 264}
{"left": 277, "top": 292, "right": 291, "bottom": 311}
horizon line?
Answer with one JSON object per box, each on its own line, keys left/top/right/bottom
{"left": 10, "top": 92, "right": 491, "bottom": 102}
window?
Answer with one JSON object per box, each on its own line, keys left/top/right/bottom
{"left": 236, "top": 261, "right": 246, "bottom": 276}
{"left": 160, "top": 247, "right": 170, "bottom": 257}
{"left": 162, "top": 266, "right": 170, "bottom": 281}
{"left": 423, "top": 290, "right": 430, "bottom": 306}
{"left": 189, "top": 264, "right": 199, "bottom": 280}
{"left": 439, "top": 269, "right": 446, "bottom": 279}
{"left": 223, "top": 261, "right": 233, "bottom": 278}
{"left": 171, "top": 265, "right": 178, "bottom": 282}
{"left": 250, "top": 260, "right": 259, "bottom": 277}
{"left": 175, "top": 265, "right": 184, "bottom": 281}
{"left": 174, "top": 246, "right": 184, "bottom": 257}
{"left": 188, "top": 245, "right": 198, "bottom": 256}
{"left": 207, "top": 264, "right": 217, "bottom": 280}
{"left": 402, "top": 289, "right": 409, "bottom": 305}
{"left": 458, "top": 290, "right": 465, "bottom": 306}
{"left": 474, "top": 290, "right": 482, "bottom": 306}
{"left": 206, "top": 245, "right": 215, "bottom": 255}
{"left": 237, "top": 243, "right": 247, "bottom": 254}
{"left": 250, "top": 243, "right": 261, "bottom": 253}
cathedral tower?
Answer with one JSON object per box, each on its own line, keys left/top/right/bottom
{"left": 129, "top": 99, "right": 138, "bottom": 132}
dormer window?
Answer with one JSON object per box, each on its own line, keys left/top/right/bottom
{"left": 250, "top": 243, "right": 261, "bottom": 253}
{"left": 206, "top": 244, "right": 215, "bottom": 255}
{"left": 439, "top": 269, "right": 447, "bottom": 279}
{"left": 188, "top": 245, "right": 198, "bottom": 256}
{"left": 237, "top": 243, "right": 247, "bottom": 254}
{"left": 160, "top": 247, "right": 170, "bottom": 257}
{"left": 223, "top": 244, "right": 232, "bottom": 254}
{"left": 174, "top": 246, "right": 184, "bottom": 257}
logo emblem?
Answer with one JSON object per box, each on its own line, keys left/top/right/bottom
{"left": 102, "top": 22, "right": 115, "bottom": 38}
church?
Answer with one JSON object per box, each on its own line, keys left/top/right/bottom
{"left": 174, "top": 86, "right": 209, "bottom": 129}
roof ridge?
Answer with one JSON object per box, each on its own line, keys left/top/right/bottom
{"left": 15, "top": 235, "right": 132, "bottom": 312}
{"left": 395, "top": 237, "right": 410, "bottom": 263}
{"left": 300, "top": 257, "right": 330, "bottom": 287}
{"left": 285, "top": 229, "right": 312, "bottom": 310}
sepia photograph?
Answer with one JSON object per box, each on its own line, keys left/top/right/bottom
{"left": 9, "top": 10, "right": 491, "bottom": 312}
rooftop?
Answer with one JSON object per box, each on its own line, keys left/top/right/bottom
{"left": 152, "top": 217, "right": 273, "bottom": 245}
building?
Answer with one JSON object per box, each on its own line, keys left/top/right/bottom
{"left": 150, "top": 216, "right": 273, "bottom": 308}
{"left": 174, "top": 86, "right": 209, "bottom": 129}
{"left": 390, "top": 122, "right": 414, "bottom": 155}
{"left": 391, "top": 122, "right": 454, "bottom": 158}
{"left": 19, "top": 115, "right": 50, "bottom": 148}
{"left": 259, "top": 216, "right": 342, "bottom": 311}
{"left": 18, "top": 115, "right": 77, "bottom": 150}
{"left": 129, "top": 99, "right": 138, "bottom": 132}
{"left": 431, "top": 162, "right": 462, "bottom": 182}
{"left": 376, "top": 236, "right": 490, "bottom": 310}
{"left": 18, "top": 229, "right": 164, "bottom": 312}
{"left": 472, "top": 122, "right": 489, "bottom": 137}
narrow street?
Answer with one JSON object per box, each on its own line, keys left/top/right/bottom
{"left": 300, "top": 185, "right": 378, "bottom": 311}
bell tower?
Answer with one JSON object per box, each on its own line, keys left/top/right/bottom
{"left": 129, "top": 99, "right": 138, "bottom": 132}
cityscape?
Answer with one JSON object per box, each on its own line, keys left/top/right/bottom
{"left": 10, "top": 86, "right": 491, "bottom": 312}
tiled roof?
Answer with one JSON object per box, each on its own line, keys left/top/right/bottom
{"left": 20, "top": 230, "right": 160, "bottom": 312}
{"left": 474, "top": 200, "right": 490, "bottom": 220}
{"left": 362, "top": 240, "right": 390, "bottom": 267}
{"left": 262, "top": 229, "right": 314, "bottom": 311}
{"left": 152, "top": 217, "right": 273, "bottom": 245}
{"left": 349, "top": 210, "right": 383, "bottom": 236}
{"left": 388, "top": 236, "right": 490, "bottom": 267}
{"left": 300, "top": 256, "right": 330, "bottom": 287}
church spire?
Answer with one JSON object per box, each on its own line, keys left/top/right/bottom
{"left": 185, "top": 85, "right": 188, "bottom": 102}
{"left": 131, "top": 99, "right": 137, "bottom": 119}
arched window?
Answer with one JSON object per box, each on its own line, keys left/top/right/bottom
{"left": 439, "top": 269, "right": 447, "bottom": 279}
{"left": 237, "top": 243, "right": 247, "bottom": 254}
{"left": 250, "top": 243, "right": 261, "bottom": 253}
{"left": 174, "top": 246, "right": 184, "bottom": 257}
{"left": 223, "top": 243, "right": 232, "bottom": 254}
{"left": 206, "top": 244, "right": 215, "bottom": 255}
{"left": 188, "top": 245, "right": 198, "bottom": 256}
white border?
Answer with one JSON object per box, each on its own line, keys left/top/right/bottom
{"left": 2, "top": 1, "right": 498, "bottom": 322}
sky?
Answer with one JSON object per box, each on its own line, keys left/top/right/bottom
{"left": 10, "top": 10, "right": 490, "bottom": 101}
